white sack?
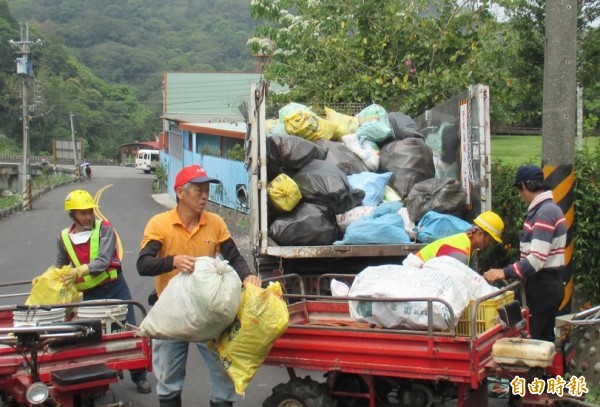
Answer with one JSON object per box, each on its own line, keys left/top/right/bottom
{"left": 348, "top": 264, "right": 470, "bottom": 330}
{"left": 336, "top": 205, "right": 374, "bottom": 232}
{"left": 330, "top": 279, "right": 350, "bottom": 297}
{"left": 422, "top": 256, "right": 498, "bottom": 299}
{"left": 398, "top": 207, "right": 416, "bottom": 240}
{"left": 137, "top": 256, "right": 242, "bottom": 341}
{"left": 341, "top": 133, "right": 380, "bottom": 171}
{"left": 402, "top": 253, "right": 424, "bottom": 268}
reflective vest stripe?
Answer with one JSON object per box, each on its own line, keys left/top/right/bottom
{"left": 417, "top": 233, "right": 471, "bottom": 265}
{"left": 61, "top": 220, "right": 118, "bottom": 291}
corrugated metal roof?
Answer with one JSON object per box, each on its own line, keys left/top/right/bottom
{"left": 164, "top": 72, "right": 256, "bottom": 116}
{"left": 164, "top": 72, "right": 287, "bottom": 121}
{"left": 179, "top": 122, "right": 247, "bottom": 139}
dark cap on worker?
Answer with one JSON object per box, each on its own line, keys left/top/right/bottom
{"left": 174, "top": 165, "right": 220, "bottom": 192}
{"left": 512, "top": 164, "right": 544, "bottom": 187}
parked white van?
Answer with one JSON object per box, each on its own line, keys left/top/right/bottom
{"left": 135, "top": 149, "right": 160, "bottom": 173}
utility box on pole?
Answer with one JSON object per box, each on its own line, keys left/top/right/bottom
{"left": 9, "top": 22, "right": 38, "bottom": 211}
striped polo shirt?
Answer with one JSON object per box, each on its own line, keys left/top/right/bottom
{"left": 504, "top": 191, "right": 566, "bottom": 279}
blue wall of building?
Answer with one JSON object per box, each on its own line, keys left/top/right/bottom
{"left": 164, "top": 128, "right": 248, "bottom": 213}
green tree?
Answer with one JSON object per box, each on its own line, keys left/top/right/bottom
{"left": 484, "top": 0, "right": 599, "bottom": 128}
{"left": 250, "top": 0, "right": 502, "bottom": 116}
{"left": 250, "top": 0, "right": 599, "bottom": 128}
{"left": 0, "top": 8, "right": 159, "bottom": 159}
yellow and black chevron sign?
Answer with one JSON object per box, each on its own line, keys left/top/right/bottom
{"left": 543, "top": 164, "right": 574, "bottom": 311}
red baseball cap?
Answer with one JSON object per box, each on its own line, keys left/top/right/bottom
{"left": 174, "top": 165, "right": 220, "bottom": 192}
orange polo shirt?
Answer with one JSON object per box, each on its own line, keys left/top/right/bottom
{"left": 141, "top": 208, "right": 231, "bottom": 296}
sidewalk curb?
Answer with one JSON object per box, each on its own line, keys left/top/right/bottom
{"left": 151, "top": 193, "right": 176, "bottom": 210}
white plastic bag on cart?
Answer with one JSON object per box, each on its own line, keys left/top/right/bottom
{"left": 137, "top": 256, "right": 242, "bottom": 341}
{"left": 421, "top": 256, "right": 498, "bottom": 300}
{"left": 348, "top": 264, "right": 470, "bottom": 330}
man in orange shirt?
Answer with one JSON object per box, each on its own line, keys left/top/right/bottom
{"left": 137, "top": 165, "right": 260, "bottom": 407}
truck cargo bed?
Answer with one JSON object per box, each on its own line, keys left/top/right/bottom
{"left": 261, "top": 238, "right": 424, "bottom": 258}
{"left": 265, "top": 297, "right": 527, "bottom": 389}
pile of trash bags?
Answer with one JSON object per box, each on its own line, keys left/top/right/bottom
{"left": 265, "top": 102, "right": 469, "bottom": 246}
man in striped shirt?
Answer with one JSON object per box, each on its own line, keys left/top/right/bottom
{"left": 484, "top": 164, "right": 566, "bottom": 342}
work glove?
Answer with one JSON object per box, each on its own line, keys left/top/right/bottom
{"left": 62, "top": 264, "right": 89, "bottom": 290}
{"left": 31, "top": 276, "right": 42, "bottom": 286}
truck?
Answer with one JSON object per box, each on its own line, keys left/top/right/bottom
{"left": 244, "top": 81, "right": 493, "bottom": 283}
{"left": 258, "top": 277, "right": 597, "bottom": 407}
{"left": 135, "top": 149, "right": 160, "bottom": 174}
{"left": 245, "top": 82, "right": 597, "bottom": 406}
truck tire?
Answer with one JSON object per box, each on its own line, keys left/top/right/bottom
{"left": 263, "top": 377, "right": 335, "bottom": 407}
{"left": 333, "top": 373, "right": 369, "bottom": 406}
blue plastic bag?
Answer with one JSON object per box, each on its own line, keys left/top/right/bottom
{"left": 335, "top": 202, "right": 411, "bottom": 245}
{"left": 416, "top": 211, "right": 471, "bottom": 243}
{"left": 347, "top": 171, "right": 393, "bottom": 207}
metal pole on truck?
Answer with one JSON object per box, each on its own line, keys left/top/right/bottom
{"left": 541, "top": 0, "right": 577, "bottom": 312}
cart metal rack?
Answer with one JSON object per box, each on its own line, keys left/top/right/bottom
{"left": 263, "top": 280, "right": 527, "bottom": 407}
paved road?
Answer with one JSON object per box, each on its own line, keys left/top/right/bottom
{"left": 0, "top": 166, "right": 301, "bottom": 407}
{"left": 0, "top": 166, "right": 508, "bottom": 407}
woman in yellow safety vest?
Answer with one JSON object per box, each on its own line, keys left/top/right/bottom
{"left": 415, "top": 211, "right": 504, "bottom": 266}
{"left": 51, "top": 189, "right": 152, "bottom": 394}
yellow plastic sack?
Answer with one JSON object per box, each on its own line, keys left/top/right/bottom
{"left": 324, "top": 107, "right": 359, "bottom": 140}
{"left": 267, "top": 174, "right": 302, "bottom": 212}
{"left": 284, "top": 111, "right": 336, "bottom": 141}
{"left": 216, "top": 282, "right": 289, "bottom": 395}
{"left": 25, "top": 266, "right": 80, "bottom": 305}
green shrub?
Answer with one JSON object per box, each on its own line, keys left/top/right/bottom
{"left": 226, "top": 144, "right": 245, "bottom": 161}
{"left": 572, "top": 146, "right": 600, "bottom": 305}
{"left": 476, "top": 160, "right": 527, "bottom": 272}
{"left": 200, "top": 145, "right": 220, "bottom": 156}
{"left": 481, "top": 146, "right": 600, "bottom": 306}
{"left": 153, "top": 163, "right": 167, "bottom": 193}
{"left": 0, "top": 195, "right": 20, "bottom": 210}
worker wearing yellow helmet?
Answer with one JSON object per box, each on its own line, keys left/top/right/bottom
{"left": 415, "top": 210, "right": 504, "bottom": 266}
{"left": 51, "top": 189, "right": 152, "bottom": 394}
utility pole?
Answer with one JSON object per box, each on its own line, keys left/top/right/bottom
{"left": 541, "top": 0, "right": 577, "bottom": 312}
{"left": 576, "top": 85, "right": 583, "bottom": 150}
{"left": 69, "top": 113, "right": 80, "bottom": 180}
{"left": 9, "top": 22, "right": 37, "bottom": 211}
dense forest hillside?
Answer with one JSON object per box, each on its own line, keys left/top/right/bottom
{"left": 6, "top": 0, "right": 258, "bottom": 109}
{"left": 0, "top": 0, "right": 258, "bottom": 159}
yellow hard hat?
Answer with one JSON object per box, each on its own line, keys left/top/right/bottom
{"left": 473, "top": 211, "right": 504, "bottom": 243}
{"left": 64, "top": 190, "right": 98, "bottom": 211}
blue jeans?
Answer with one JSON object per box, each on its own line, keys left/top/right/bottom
{"left": 83, "top": 273, "right": 147, "bottom": 383}
{"left": 153, "top": 339, "right": 236, "bottom": 403}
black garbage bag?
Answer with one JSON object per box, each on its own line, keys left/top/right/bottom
{"left": 388, "top": 111, "right": 423, "bottom": 141}
{"left": 380, "top": 138, "right": 435, "bottom": 199}
{"left": 405, "top": 177, "right": 467, "bottom": 223}
{"left": 293, "top": 159, "right": 365, "bottom": 214}
{"left": 316, "top": 139, "right": 369, "bottom": 175}
{"left": 268, "top": 203, "right": 338, "bottom": 246}
{"left": 267, "top": 135, "right": 328, "bottom": 176}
